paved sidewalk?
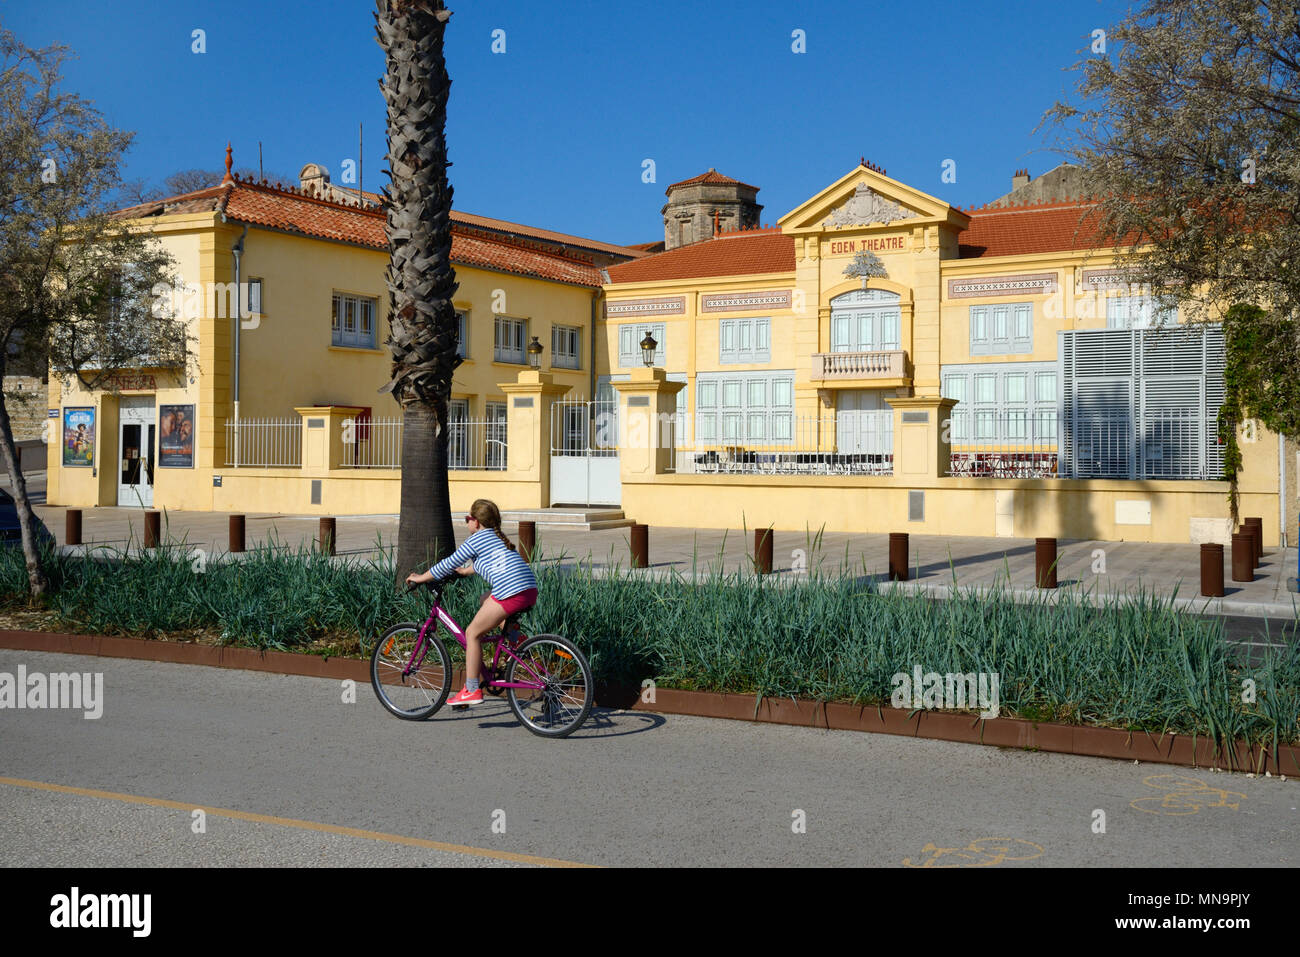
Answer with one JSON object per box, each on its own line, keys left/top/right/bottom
{"left": 29, "top": 495, "right": 1300, "bottom": 620}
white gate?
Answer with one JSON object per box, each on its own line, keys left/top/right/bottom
{"left": 550, "top": 398, "right": 620, "bottom": 506}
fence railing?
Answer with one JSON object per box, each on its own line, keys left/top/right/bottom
{"left": 947, "top": 408, "right": 1059, "bottom": 478}
{"left": 675, "top": 412, "right": 893, "bottom": 475}
{"left": 551, "top": 398, "right": 620, "bottom": 457}
{"left": 947, "top": 408, "right": 1222, "bottom": 480}
{"left": 340, "top": 417, "right": 507, "bottom": 470}
{"left": 224, "top": 418, "right": 303, "bottom": 468}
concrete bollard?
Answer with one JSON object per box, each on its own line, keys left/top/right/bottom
{"left": 144, "top": 510, "right": 161, "bottom": 549}
{"left": 1035, "top": 537, "right": 1058, "bottom": 589}
{"left": 1230, "top": 531, "right": 1253, "bottom": 582}
{"left": 754, "top": 527, "right": 773, "bottom": 575}
{"left": 1200, "top": 543, "right": 1225, "bottom": 597}
{"left": 518, "top": 521, "right": 536, "bottom": 564}
{"left": 65, "top": 509, "right": 82, "bottom": 546}
{"left": 630, "top": 523, "right": 648, "bottom": 569}
{"left": 229, "top": 514, "right": 246, "bottom": 553}
{"left": 319, "top": 517, "right": 336, "bottom": 556}
{"left": 889, "top": 532, "right": 909, "bottom": 582}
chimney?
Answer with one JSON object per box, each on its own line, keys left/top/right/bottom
{"left": 1012, "top": 168, "right": 1030, "bottom": 190}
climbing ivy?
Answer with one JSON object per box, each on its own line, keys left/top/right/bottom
{"left": 1219, "top": 303, "right": 1300, "bottom": 524}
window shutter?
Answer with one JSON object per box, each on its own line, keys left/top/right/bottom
{"left": 992, "top": 306, "right": 1008, "bottom": 342}
{"left": 970, "top": 306, "right": 988, "bottom": 354}
{"left": 1013, "top": 303, "right": 1032, "bottom": 353}
{"left": 881, "top": 312, "right": 899, "bottom": 351}
{"left": 832, "top": 314, "right": 850, "bottom": 352}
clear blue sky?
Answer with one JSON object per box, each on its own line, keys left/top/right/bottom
{"left": 4, "top": 0, "right": 1126, "bottom": 246}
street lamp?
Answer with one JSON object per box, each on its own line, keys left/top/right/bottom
{"left": 527, "top": 336, "right": 543, "bottom": 369}
{"left": 640, "top": 330, "right": 658, "bottom": 367}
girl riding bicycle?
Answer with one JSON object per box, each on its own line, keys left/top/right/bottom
{"left": 405, "top": 498, "right": 537, "bottom": 707}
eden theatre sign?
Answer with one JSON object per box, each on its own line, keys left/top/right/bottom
{"left": 825, "top": 235, "right": 907, "bottom": 255}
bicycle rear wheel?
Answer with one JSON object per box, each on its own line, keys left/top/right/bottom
{"left": 371, "top": 622, "right": 452, "bottom": 720}
{"left": 504, "top": 634, "right": 593, "bottom": 738}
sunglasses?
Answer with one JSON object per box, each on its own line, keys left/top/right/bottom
{"left": 464, "top": 515, "right": 475, "bottom": 523}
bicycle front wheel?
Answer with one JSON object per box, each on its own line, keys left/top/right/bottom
{"left": 371, "top": 622, "right": 452, "bottom": 720}
{"left": 504, "top": 634, "right": 593, "bottom": 738}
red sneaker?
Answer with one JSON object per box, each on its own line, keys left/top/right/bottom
{"left": 448, "top": 686, "right": 483, "bottom": 707}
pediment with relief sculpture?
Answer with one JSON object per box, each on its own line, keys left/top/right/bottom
{"left": 778, "top": 166, "right": 968, "bottom": 234}
{"left": 822, "top": 183, "right": 917, "bottom": 228}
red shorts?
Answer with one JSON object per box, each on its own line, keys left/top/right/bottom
{"left": 489, "top": 588, "right": 538, "bottom": 616}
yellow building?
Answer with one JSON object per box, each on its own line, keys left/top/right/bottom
{"left": 46, "top": 155, "right": 1290, "bottom": 546}
{"left": 48, "top": 152, "right": 643, "bottom": 513}
{"left": 600, "top": 163, "right": 1286, "bottom": 546}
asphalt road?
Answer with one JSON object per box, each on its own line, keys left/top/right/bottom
{"left": 0, "top": 650, "right": 1295, "bottom": 868}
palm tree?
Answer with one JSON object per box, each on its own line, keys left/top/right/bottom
{"left": 375, "top": 0, "right": 461, "bottom": 582}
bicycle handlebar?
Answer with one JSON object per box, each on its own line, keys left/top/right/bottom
{"left": 405, "top": 576, "right": 457, "bottom": 594}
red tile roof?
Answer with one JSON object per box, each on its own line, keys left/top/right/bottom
{"left": 957, "top": 200, "right": 1111, "bottom": 258}
{"left": 606, "top": 228, "right": 794, "bottom": 284}
{"left": 448, "top": 210, "right": 649, "bottom": 259}
{"left": 112, "top": 178, "right": 615, "bottom": 288}
{"left": 665, "top": 168, "right": 760, "bottom": 194}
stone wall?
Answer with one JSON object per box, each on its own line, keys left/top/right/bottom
{"left": 3, "top": 376, "right": 47, "bottom": 442}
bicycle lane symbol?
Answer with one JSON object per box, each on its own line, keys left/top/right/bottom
{"left": 901, "top": 837, "right": 1044, "bottom": 868}
{"left": 1129, "top": 774, "right": 1246, "bottom": 816}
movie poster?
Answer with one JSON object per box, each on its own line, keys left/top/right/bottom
{"left": 158, "top": 404, "right": 195, "bottom": 468}
{"left": 63, "top": 408, "right": 95, "bottom": 467}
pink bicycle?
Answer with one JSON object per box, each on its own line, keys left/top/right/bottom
{"left": 370, "top": 580, "right": 593, "bottom": 738}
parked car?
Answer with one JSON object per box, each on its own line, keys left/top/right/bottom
{"left": 0, "top": 488, "right": 55, "bottom": 550}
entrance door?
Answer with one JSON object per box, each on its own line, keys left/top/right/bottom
{"left": 837, "top": 390, "right": 886, "bottom": 454}
{"left": 117, "top": 396, "right": 156, "bottom": 507}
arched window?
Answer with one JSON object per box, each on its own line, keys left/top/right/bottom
{"left": 830, "top": 289, "right": 900, "bottom": 353}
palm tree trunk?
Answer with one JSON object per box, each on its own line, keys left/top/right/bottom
{"left": 397, "top": 402, "right": 456, "bottom": 575}
{"left": 375, "top": 0, "right": 461, "bottom": 582}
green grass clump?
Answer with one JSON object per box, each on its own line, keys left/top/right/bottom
{"left": 1, "top": 536, "right": 1295, "bottom": 758}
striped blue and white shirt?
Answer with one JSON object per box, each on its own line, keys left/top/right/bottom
{"left": 428, "top": 528, "right": 537, "bottom": 599}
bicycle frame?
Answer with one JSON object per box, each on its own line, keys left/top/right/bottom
{"left": 402, "top": 595, "right": 550, "bottom": 691}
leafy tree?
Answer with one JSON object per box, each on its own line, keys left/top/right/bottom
{"left": 1044, "top": 0, "right": 1300, "bottom": 457}
{"left": 0, "top": 28, "right": 190, "bottom": 595}
{"left": 116, "top": 167, "right": 293, "bottom": 207}
{"left": 374, "top": 0, "right": 460, "bottom": 582}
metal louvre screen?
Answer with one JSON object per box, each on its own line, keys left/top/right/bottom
{"left": 1059, "top": 325, "right": 1225, "bottom": 480}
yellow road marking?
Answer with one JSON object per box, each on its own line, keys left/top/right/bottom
{"left": 902, "top": 837, "right": 1044, "bottom": 867}
{"left": 1129, "top": 773, "right": 1246, "bottom": 816}
{"left": 0, "top": 775, "right": 595, "bottom": 868}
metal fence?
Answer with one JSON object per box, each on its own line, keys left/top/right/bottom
{"left": 947, "top": 409, "right": 1059, "bottom": 478}
{"left": 947, "top": 408, "right": 1222, "bottom": 480}
{"left": 340, "top": 417, "right": 507, "bottom": 470}
{"left": 551, "top": 398, "right": 620, "bottom": 457}
{"left": 675, "top": 412, "right": 893, "bottom": 475}
{"left": 224, "top": 418, "right": 303, "bottom": 468}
